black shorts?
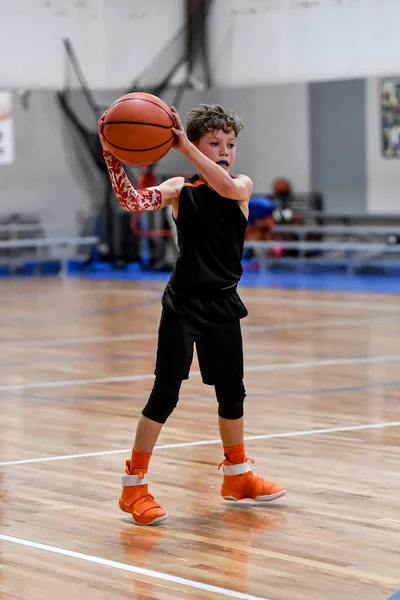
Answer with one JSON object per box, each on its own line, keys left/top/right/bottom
{"left": 154, "top": 306, "right": 244, "bottom": 385}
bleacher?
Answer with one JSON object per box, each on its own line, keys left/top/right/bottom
{"left": 2, "top": 196, "right": 400, "bottom": 277}
{"left": 244, "top": 192, "right": 400, "bottom": 273}
{"left": 0, "top": 212, "right": 99, "bottom": 276}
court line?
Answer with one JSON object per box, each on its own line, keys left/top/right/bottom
{"left": 242, "top": 315, "right": 400, "bottom": 332}
{"left": 0, "top": 372, "right": 159, "bottom": 391}
{"left": 1, "top": 420, "right": 399, "bottom": 467}
{"left": 91, "top": 288, "right": 161, "bottom": 298}
{"left": 1, "top": 353, "right": 400, "bottom": 392}
{"left": 97, "top": 288, "right": 162, "bottom": 297}
{"left": 241, "top": 295, "right": 400, "bottom": 312}
{"left": 0, "top": 287, "right": 161, "bottom": 304}
{"left": 102, "top": 287, "right": 400, "bottom": 312}
{"left": 0, "top": 332, "right": 159, "bottom": 348}
{"left": 1, "top": 314, "right": 399, "bottom": 350}
{"left": 6, "top": 378, "right": 400, "bottom": 404}
{"left": 0, "top": 534, "right": 268, "bottom": 600}
{"left": 2, "top": 283, "right": 396, "bottom": 312}
{"left": 100, "top": 288, "right": 400, "bottom": 312}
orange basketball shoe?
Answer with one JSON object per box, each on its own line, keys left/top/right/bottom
{"left": 119, "top": 460, "right": 167, "bottom": 526}
{"left": 219, "top": 445, "right": 287, "bottom": 502}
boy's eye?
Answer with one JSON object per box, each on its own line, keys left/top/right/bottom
{"left": 228, "top": 144, "right": 235, "bottom": 148}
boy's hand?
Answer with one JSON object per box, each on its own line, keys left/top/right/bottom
{"left": 97, "top": 111, "right": 108, "bottom": 150}
{"left": 171, "top": 106, "right": 191, "bottom": 153}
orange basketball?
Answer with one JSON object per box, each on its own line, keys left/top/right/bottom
{"left": 102, "top": 92, "right": 175, "bottom": 166}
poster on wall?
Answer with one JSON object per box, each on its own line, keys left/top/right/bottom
{"left": 0, "top": 92, "right": 14, "bottom": 165}
{"left": 381, "top": 78, "right": 400, "bottom": 158}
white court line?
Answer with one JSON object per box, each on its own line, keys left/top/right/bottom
{"left": 0, "top": 534, "right": 267, "bottom": 600}
{"left": 0, "top": 288, "right": 161, "bottom": 301}
{"left": 244, "top": 353, "right": 400, "bottom": 372}
{"left": 102, "top": 287, "right": 400, "bottom": 311}
{"left": 1, "top": 281, "right": 397, "bottom": 311}
{"left": 1, "top": 314, "right": 398, "bottom": 350}
{"left": 93, "top": 288, "right": 161, "bottom": 297}
{"left": 1, "top": 353, "right": 400, "bottom": 392}
{"left": 0, "top": 332, "right": 159, "bottom": 348}
{"left": 241, "top": 295, "right": 400, "bottom": 312}
{"left": 242, "top": 315, "right": 400, "bottom": 332}
{"left": 2, "top": 308, "right": 399, "bottom": 351}
{"left": 0, "top": 372, "right": 161, "bottom": 391}
{"left": 1, "top": 420, "right": 399, "bottom": 467}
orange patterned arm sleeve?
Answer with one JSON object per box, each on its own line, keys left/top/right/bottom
{"left": 103, "top": 151, "right": 162, "bottom": 212}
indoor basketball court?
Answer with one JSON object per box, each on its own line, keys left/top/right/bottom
{"left": 1, "top": 276, "right": 399, "bottom": 599}
{"left": 2, "top": 1, "right": 400, "bottom": 599}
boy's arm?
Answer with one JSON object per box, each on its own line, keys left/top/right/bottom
{"left": 98, "top": 114, "right": 182, "bottom": 211}
{"left": 103, "top": 150, "right": 183, "bottom": 211}
{"left": 181, "top": 144, "right": 253, "bottom": 201}
{"left": 171, "top": 107, "right": 253, "bottom": 202}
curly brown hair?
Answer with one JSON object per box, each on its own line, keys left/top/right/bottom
{"left": 186, "top": 103, "right": 243, "bottom": 143}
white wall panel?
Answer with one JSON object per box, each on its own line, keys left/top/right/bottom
{"left": 0, "top": 0, "right": 185, "bottom": 89}
{"left": 209, "top": 0, "right": 400, "bottom": 87}
{"left": 158, "top": 84, "right": 311, "bottom": 195}
{"left": 102, "top": 0, "right": 185, "bottom": 88}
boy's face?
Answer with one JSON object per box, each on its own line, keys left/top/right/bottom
{"left": 196, "top": 129, "right": 237, "bottom": 172}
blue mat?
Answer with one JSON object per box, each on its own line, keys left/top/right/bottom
{"left": 70, "top": 261, "right": 400, "bottom": 294}
{"left": 2, "top": 259, "right": 400, "bottom": 294}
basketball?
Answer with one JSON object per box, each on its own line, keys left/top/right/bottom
{"left": 272, "top": 178, "right": 290, "bottom": 195}
{"left": 102, "top": 92, "right": 175, "bottom": 166}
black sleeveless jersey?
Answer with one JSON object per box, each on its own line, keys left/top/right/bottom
{"left": 169, "top": 174, "right": 248, "bottom": 294}
{"left": 162, "top": 174, "right": 249, "bottom": 326}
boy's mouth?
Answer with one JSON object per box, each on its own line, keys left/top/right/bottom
{"left": 216, "top": 160, "right": 229, "bottom": 168}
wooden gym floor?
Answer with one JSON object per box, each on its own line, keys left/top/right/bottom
{"left": 1, "top": 277, "right": 399, "bottom": 600}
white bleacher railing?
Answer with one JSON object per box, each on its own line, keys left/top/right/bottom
{"left": 244, "top": 223, "right": 400, "bottom": 273}
{"left": 0, "top": 236, "right": 99, "bottom": 276}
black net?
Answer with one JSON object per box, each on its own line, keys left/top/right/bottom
{"left": 128, "top": 25, "right": 187, "bottom": 98}
{"left": 127, "top": 0, "right": 214, "bottom": 105}
{"left": 56, "top": 1, "right": 214, "bottom": 268}
{"left": 57, "top": 38, "right": 105, "bottom": 173}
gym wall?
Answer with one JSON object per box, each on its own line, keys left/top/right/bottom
{"left": 0, "top": 0, "right": 399, "bottom": 236}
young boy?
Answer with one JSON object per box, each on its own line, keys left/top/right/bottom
{"left": 98, "top": 103, "right": 287, "bottom": 526}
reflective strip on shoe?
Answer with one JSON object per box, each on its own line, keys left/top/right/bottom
{"left": 121, "top": 473, "right": 148, "bottom": 487}
{"left": 254, "top": 488, "right": 287, "bottom": 501}
{"left": 222, "top": 462, "right": 252, "bottom": 475}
